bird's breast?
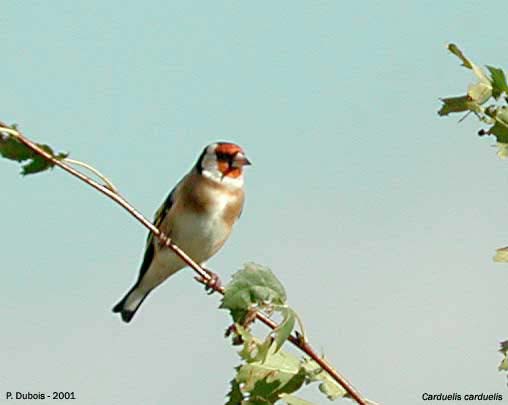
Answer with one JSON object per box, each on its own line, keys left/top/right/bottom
{"left": 167, "top": 175, "right": 244, "bottom": 264}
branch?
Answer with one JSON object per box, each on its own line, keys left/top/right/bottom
{"left": 0, "top": 122, "right": 372, "bottom": 405}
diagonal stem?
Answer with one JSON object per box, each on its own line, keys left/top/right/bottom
{"left": 0, "top": 122, "right": 371, "bottom": 405}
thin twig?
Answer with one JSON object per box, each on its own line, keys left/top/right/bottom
{"left": 0, "top": 122, "right": 371, "bottom": 405}
{"left": 64, "top": 158, "right": 119, "bottom": 193}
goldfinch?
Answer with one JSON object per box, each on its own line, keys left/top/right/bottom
{"left": 113, "top": 142, "right": 251, "bottom": 322}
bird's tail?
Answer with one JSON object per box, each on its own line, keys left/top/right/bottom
{"left": 112, "top": 285, "right": 150, "bottom": 323}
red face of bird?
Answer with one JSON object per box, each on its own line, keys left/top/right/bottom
{"left": 197, "top": 142, "right": 251, "bottom": 186}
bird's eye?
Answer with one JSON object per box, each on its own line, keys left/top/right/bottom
{"left": 216, "top": 152, "right": 230, "bottom": 161}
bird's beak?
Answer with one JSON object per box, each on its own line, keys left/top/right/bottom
{"left": 233, "top": 152, "right": 252, "bottom": 167}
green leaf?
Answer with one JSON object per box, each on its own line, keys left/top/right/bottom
{"left": 236, "top": 326, "right": 264, "bottom": 363}
{"left": 499, "top": 341, "right": 508, "bottom": 371}
{"left": 225, "top": 378, "right": 244, "bottom": 405}
{"left": 21, "top": 155, "right": 53, "bottom": 175}
{"left": 223, "top": 264, "right": 299, "bottom": 358}
{"left": 235, "top": 326, "right": 276, "bottom": 365}
{"left": 448, "top": 43, "right": 490, "bottom": 84}
{"left": 236, "top": 346, "right": 306, "bottom": 402}
{"left": 232, "top": 327, "right": 306, "bottom": 403}
{"left": 496, "top": 106, "right": 508, "bottom": 124}
{"left": 225, "top": 268, "right": 306, "bottom": 404}
{"left": 494, "top": 247, "right": 508, "bottom": 263}
{"left": 257, "top": 335, "right": 274, "bottom": 363}
{"left": 272, "top": 307, "right": 296, "bottom": 353}
{"left": 222, "top": 263, "right": 287, "bottom": 314}
{"left": 0, "top": 128, "right": 68, "bottom": 176}
{"left": 20, "top": 146, "right": 68, "bottom": 175}
{"left": 302, "top": 358, "right": 347, "bottom": 401}
{"left": 487, "top": 66, "right": 508, "bottom": 99}
{"left": 437, "top": 96, "right": 475, "bottom": 116}
{"left": 488, "top": 122, "right": 508, "bottom": 144}
{"left": 280, "top": 394, "right": 316, "bottom": 405}
{"left": 481, "top": 106, "right": 508, "bottom": 157}
{"left": 448, "top": 43, "right": 473, "bottom": 69}
{"left": 0, "top": 136, "right": 33, "bottom": 161}
{"left": 229, "top": 309, "right": 250, "bottom": 324}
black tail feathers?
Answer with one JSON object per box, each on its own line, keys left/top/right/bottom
{"left": 112, "top": 286, "right": 150, "bottom": 323}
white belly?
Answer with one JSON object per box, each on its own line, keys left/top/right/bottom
{"left": 139, "top": 211, "right": 230, "bottom": 292}
{"left": 171, "top": 211, "right": 230, "bottom": 264}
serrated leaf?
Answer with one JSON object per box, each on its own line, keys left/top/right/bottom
{"left": 237, "top": 327, "right": 264, "bottom": 363}
{"left": 493, "top": 247, "right": 508, "bottom": 262}
{"left": 236, "top": 346, "right": 306, "bottom": 403}
{"left": 280, "top": 394, "right": 316, "bottom": 405}
{"left": 487, "top": 66, "right": 508, "bottom": 99}
{"left": 222, "top": 263, "right": 287, "bottom": 314}
{"left": 302, "top": 358, "right": 347, "bottom": 401}
{"left": 226, "top": 378, "right": 244, "bottom": 405}
{"left": 235, "top": 326, "right": 278, "bottom": 365}
{"left": 272, "top": 307, "right": 295, "bottom": 353}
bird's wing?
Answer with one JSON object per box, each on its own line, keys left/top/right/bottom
{"left": 137, "top": 179, "right": 181, "bottom": 280}
{"left": 150, "top": 186, "right": 177, "bottom": 242}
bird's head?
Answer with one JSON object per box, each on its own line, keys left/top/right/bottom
{"left": 197, "top": 142, "right": 251, "bottom": 187}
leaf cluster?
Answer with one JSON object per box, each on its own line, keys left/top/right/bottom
{"left": 222, "top": 263, "right": 346, "bottom": 404}
{"left": 438, "top": 46, "right": 508, "bottom": 376}
{"left": 0, "top": 124, "right": 68, "bottom": 175}
{"left": 438, "top": 44, "right": 508, "bottom": 157}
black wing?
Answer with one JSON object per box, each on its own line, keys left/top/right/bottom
{"left": 137, "top": 186, "right": 178, "bottom": 281}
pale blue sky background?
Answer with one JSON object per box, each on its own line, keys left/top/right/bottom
{"left": 1, "top": 2, "right": 507, "bottom": 405}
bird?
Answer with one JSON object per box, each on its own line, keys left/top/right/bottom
{"left": 112, "top": 142, "right": 251, "bottom": 323}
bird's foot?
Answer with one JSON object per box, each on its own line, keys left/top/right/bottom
{"left": 158, "top": 233, "right": 170, "bottom": 249}
{"left": 195, "top": 267, "right": 222, "bottom": 293}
